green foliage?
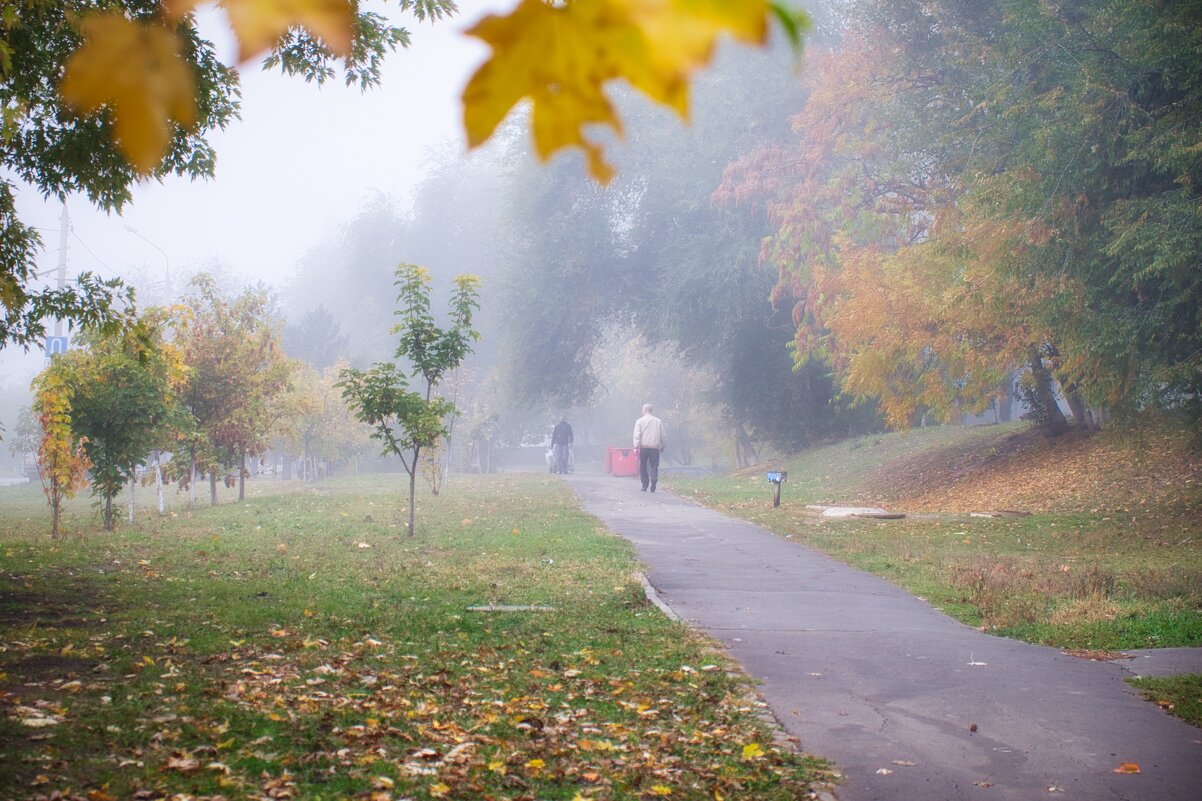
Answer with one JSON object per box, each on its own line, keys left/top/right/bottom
{"left": 281, "top": 304, "right": 348, "bottom": 370}
{"left": 0, "top": 0, "right": 238, "bottom": 346}
{"left": 339, "top": 361, "right": 448, "bottom": 467}
{"left": 391, "top": 264, "right": 481, "bottom": 398}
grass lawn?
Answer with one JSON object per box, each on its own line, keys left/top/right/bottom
{"left": 675, "top": 424, "right": 1202, "bottom": 651}
{"left": 0, "top": 473, "right": 826, "bottom": 801}
{"left": 1126, "top": 674, "right": 1202, "bottom": 728}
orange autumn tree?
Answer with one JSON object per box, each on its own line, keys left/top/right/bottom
{"left": 718, "top": 29, "right": 1075, "bottom": 428}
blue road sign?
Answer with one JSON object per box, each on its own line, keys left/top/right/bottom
{"left": 44, "top": 336, "right": 69, "bottom": 363}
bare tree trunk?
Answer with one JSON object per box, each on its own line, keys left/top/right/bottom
{"left": 128, "top": 470, "right": 135, "bottom": 524}
{"left": 238, "top": 450, "right": 246, "bottom": 501}
{"left": 103, "top": 495, "right": 113, "bottom": 531}
{"left": 210, "top": 471, "right": 218, "bottom": 507}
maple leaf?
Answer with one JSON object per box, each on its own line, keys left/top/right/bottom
{"left": 165, "top": 0, "right": 355, "bottom": 62}
{"left": 59, "top": 12, "right": 197, "bottom": 174}
{"left": 462, "top": 0, "right": 770, "bottom": 183}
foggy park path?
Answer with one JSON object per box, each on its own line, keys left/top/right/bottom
{"left": 563, "top": 471, "right": 1202, "bottom": 801}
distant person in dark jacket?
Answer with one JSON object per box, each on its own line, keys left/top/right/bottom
{"left": 551, "top": 416, "right": 574, "bottom": 474}
{"left": 633, "top": 403, "right": 667, "bottom": 492}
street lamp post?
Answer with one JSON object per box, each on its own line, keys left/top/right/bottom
{"left": 124, "top": 224, "right": 171, "bottom": 515}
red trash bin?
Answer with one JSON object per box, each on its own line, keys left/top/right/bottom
{"left": 607, "top": 446, "right": 639, "bottom": 477}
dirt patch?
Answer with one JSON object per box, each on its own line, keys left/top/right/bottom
{"left": 0, "top": 588, "right": 105, "bottom": 629}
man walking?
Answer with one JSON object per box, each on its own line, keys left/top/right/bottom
{"left": 633, "top": 403, "right": 667, "bottom": 492}
{"left": 551, "top": 415, "right": 574, "bottom": 474}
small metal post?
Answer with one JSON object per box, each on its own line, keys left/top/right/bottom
{"left": 766, "top": 471, "right": 787, "bottom": 508}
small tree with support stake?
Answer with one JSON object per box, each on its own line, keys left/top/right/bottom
{"left": 339, "top": 265, "right": 479, "bottom": 536}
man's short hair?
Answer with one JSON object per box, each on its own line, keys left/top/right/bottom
{"left": 642, "top": 403, "right": 653, "bottom": 414}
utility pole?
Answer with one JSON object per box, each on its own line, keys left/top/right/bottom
{"left": 54, "top": 203, "right": 69, "bottom": 338}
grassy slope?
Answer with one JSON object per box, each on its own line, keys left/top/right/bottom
{"left": 0, "top": 474, "right": 826, "bottom": 801}
{"left": 676, "top": 421, "right": 1202, "bottom": 651}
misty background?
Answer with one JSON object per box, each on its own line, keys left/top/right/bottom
{"left": 2, "top": 0, "right": 873, "bottom": 476}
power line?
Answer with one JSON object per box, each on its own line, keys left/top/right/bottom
{"left": 70, "top": 230, "right": 123, "bottom": 281}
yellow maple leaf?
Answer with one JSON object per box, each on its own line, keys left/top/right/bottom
{"left": 463, "top": 0, "right": 770, "bottom": 183}
{"left": 59, "top": 12, "right": 197, "bottom": 173}
{"left": 165, "top": 0, "right": 355, "bottom": 62}
{"left": 741, "top": 742, "right": 764, "bottom": 759}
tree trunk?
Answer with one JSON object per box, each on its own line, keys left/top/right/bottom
{"left": 282, "top": 452, "right": 293, "bottom": 480}
{"left": 734, "top": 421, "right": 758, "bottom": 468}
{"left": 128, "top": 471, "right": 135, "bottom": 524}
{"left": 189, "top": 453, "right": 198, "bottom": 508}
{"left": 103, "top": 495, "right": 113, "bottom": 531}
{"left": 210, "top": 471, "right": 218, "bottom": 506}
{"left": 997, "top": 375, "right": 1014, "bottom": 423}
{"left": 238, "top": 450, "right": 246, "bottom": 501}
{"left": 407, "top": 467, "right": 417, "bottom": 536}
{"left": 1028, "top": 346, "right": 1069, "bottom": 435}
{"left": 1064, "top": 385, "right": 1088, "bottom": 430}
{"left": 50, "top": 483, "right": 61, "bottom": 539}
{"left": 153, "top": 449, "right": 164, "bottom": 513}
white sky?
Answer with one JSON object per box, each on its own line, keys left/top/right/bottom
{"left": 3, "top": 0, "right": 514, "bottom": 385}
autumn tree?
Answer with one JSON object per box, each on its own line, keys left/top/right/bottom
{"left": 274, "top": 360, "right": 370, "bottom": 481}
{"left": 174, "top": 274, "right": 291, "bottom": 506}
{"left": 31, "top": 367, "right": 90, "bottom": 537}
{"left": 723, "top": 0, "right": 1202, "bottom": 432}
{"left": 340, "top": 264, "right": 479, "bottom": 535}
{"left": 55, "top": 315, "right": 188, "bottom": 529}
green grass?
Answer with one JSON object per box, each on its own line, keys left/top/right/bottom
{"left": 1127, "top": 674, "right": 1202, "bottom": 728}
{"left": 675, "top": 427, "right": 1202, "bottom": 651}
{"left": 0, "top": 474, "right": 827, "bottom": 801}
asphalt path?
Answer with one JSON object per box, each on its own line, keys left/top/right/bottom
{"left": 564, "top": 471, "right": 1202, "bottom": 801}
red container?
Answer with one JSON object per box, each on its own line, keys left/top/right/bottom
{"left": 606, "top": 446, "right": 640, "bottom": 477}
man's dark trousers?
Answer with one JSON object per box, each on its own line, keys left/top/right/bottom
{"left": 639, "top": 447, "right": 661, "bottom": 492}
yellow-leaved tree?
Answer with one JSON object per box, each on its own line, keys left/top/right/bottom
{"left": 31, "top": 366, "right": 91, "bottom": 538}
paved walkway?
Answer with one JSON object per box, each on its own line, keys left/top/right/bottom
{"left": 565, "top": 472, "right": 1202, "bottom": 801}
